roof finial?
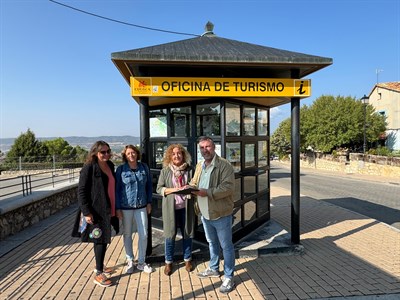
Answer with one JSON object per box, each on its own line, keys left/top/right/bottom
{"left": 202, "top": 21, "right": 214, "bottom": 36}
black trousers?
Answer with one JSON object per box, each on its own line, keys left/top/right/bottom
{"left": 93, "top": 243, "right": 107, "bottom": 274}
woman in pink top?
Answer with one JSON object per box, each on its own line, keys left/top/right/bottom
{"left": 73, "top": 140, "right": 116, "bottom": 288}
{"left": 156, "top": 144, "right": 195, "bottom": 276}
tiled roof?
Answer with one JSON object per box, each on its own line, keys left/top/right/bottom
{"left": 377, "top": 82, "right": 400, "bottom": 92}
{"left": 112, "top": 33, "right": 331, "bottom": 66}
{"left": 111, "top": 32, "right": 332, "bottom": 81}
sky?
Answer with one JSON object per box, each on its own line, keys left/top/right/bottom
{"left": 1, "top": 0, "right": 399, "bottom": 139}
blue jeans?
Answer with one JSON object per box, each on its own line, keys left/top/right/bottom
{"left": 165, "top": 208, "right": 192, "bottom": 263}
{"left": 201, "top": 215, "right": 235, "bottom": 279}
{"left": 122, "top": 208, "right": 148, "bottom": 264}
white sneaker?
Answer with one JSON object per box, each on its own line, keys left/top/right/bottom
{"left": 137, "top": 263, "right": 153, "bottom": 273}
{"left": 220, "top": 277, "right": 235, "bottom": 293}
{"left": 125, "top": 260, "right": 134, "bottom": 274}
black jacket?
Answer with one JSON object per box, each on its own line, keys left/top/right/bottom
{"left": 71, "top": 161, "right": 118, "bottom": 243}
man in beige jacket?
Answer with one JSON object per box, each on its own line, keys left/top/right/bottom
{"left": 190, "top": 136, "right": 235, "bottom": 294}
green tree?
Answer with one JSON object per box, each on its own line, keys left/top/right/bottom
{"left": 5, "top": 129, "right": 49, "bottom": 163}
{"left": 272, "top": 95, "right": 387, "bottom": 154}
{"left": 271, "top": 118, "right": 291, "bottom": 156}
{"left": 302, "top": 95, "right": 386, "bottom": 152}
{"left": 43, "top": 138, "right": 73, "bottom": 157}
{"left": 43, "top": 138, "right": 88, "bottom": 162}
{"left": 73, "top": 145, "right": 88, "bottom": 162}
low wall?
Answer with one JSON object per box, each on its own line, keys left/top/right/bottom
{"left": 300, "top": 153, "right": 400, "bottom": 179}
{"left": 0, "top": 185, "right": 78, "bottom": 240}
{"left": 0, "top": 168, "right": 81, "bottom": 179}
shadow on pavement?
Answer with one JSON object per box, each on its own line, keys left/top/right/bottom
{"left": 323, "top": 197, "right": 400, "bottom": 229}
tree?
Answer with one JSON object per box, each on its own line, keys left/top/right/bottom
{"left": 5, "top": 129, "right": 49, "bottom": 163}
{"left": 271, "top": 95, "right": 387, "bottom": 154}
{"left": 72, "top": 145, "right": 88, "bottom": 162}
{"left": 302, "top": 95, "right": 386, "bottom": 152}
{"left": 43, "top": 138, "right": 73, "bottom": 157}
{"left": 270, "top": 118, "right": 291, "bottom": 156}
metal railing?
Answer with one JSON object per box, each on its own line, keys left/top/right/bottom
{"left": 0, "top": 168, "right": 79, "bottom": 199}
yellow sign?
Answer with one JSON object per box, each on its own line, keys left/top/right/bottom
{"left": 131, "top": 77, "right": 311, "bottom": 97}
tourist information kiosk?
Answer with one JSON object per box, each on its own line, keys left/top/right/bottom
{"left": 111, "top": 23, "right": 332, "bottom": 245}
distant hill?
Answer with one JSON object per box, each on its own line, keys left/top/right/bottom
{"left": 0, "top": 136, "right": 140, "bottom": 153}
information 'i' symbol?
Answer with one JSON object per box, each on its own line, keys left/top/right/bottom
{"left": 297, "top": 81, "right": 306, "bottom": 95}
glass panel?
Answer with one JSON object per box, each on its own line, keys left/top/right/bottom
{"left": 149, "top": 109, "right": 167, "bottom": 137}
{"left": 151, "top": 197, "right": 163, "bottom": 219}
{"left": 257, "top": 171, "right": 270, "bottom": 217}
{"left": 153, "top": 142, "right": 168, "bottom": 169}
{"left": 226, "top": 142, "right": 241, "bottom": 172}
{"left": 196, "top": 103, "right": 220, "bottom": 136}
{"left": 152, "top": 198, "right": 163, "bottom": 219}
{"left": 257, "top": 172, "right": 269, "bottom": 192}
{"left": 244, "top": 176, "right": 256, "bottom": 197}
{"left": 171, "top": 107, "right": 191, "bottom": 137}
{"left": 226, "top": 103, "right": 240, "bottom": 136}
{"left": 245, "top": 144, "right": 255, "bottom": 168}
{"left": 243, "top": 107, "right": 255, "bottom": 136}
{"left": 257, "top": 108, "right": 268, "bottom": 136}
{"left": 150, "top": 172, "right": 162, "bottom": 219}
{"left": 257, "top": 193, "right": 270, "bottom": 216}
{"left": 232, "top": 206, "right": 242, "bottom": 233}
{"left": 244, "top": 200, "right": 257, "bottom": 225}
{"left": 234, "top": 178, "right": 242, "bottom": 201}
{"left": 258, "top": 141, "right": 268, "bottom": 167}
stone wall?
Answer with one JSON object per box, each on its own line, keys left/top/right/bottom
{"left": 0, "top": 185, "right": 78, "bottom": 240}
{"left": 299, "top": 153, "right": 400, "bottom": 179}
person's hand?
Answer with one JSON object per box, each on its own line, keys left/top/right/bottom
{"left": 165, "top": 187, "right": 179, "bottom": 195}
{"left": 84, "top": 213, "right": 94, "bottom": 224}
{"left": 192, "top": 188, "right": 207, "bottom": 197}
{"left": 116, "top": 210, "right": 123, "bottom": 220}
{"left": 147, "top": 203, "right": 152, "bottom": 214}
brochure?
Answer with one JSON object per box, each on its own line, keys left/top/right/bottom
{"left": 171, "top": 186, "right": 199, "bottom": 195}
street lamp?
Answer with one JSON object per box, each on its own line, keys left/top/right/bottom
{"left": 361, "top": 94, "right": 369, "bottom": 155}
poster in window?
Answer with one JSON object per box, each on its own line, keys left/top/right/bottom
{"left": 150, "top": 116, "right": 167, "bottom": 137}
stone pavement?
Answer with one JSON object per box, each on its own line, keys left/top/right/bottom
{"left": 1, "top": 182, "right": 400, "bottom": 299}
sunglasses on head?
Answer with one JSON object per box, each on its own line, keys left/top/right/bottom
{"left": 99, "top": 149, "right": 111, "bottom": 155}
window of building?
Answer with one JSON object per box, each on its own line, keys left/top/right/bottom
{"left": 258, "top": 141, "right": 268, "bottom": 167}
{"left": 226, "top": 142, "right": 241, "bottom": 172}
{"left": 171, "top": 107, "right": 191, "bottom": 137}
{"left": 243, "top": 107, "right": 255, "bottom": 136}
{"left": 244, "top": 143, "right": 255, "bottom": 168}
{"left": 257, "top": 108, "right": 268, "bottom": 136}
{"left": 226, "top": 103, "right": 240, "bottom": 136}
{"left": 152, "top": 142, "right": 168, "bottom": 169}
{"left": 196, "top": 103, "right": 220, "bottom": 136}
{"left": 149, "top": 109, "right": 167, "bottom": 137}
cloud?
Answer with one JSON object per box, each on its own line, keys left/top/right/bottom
{"left": 270, "top": 107, "right": 282, "bottom": 120}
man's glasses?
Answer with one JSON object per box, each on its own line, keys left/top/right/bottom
{"left": 99, "top": 149, "right": 111, "bottom": 155}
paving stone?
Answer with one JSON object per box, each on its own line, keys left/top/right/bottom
{"left": 1, "top": 183, "right": 400, "bottom": 299}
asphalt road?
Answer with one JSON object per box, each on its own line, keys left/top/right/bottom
{"left": 270, "top": 161, "right": 400, "bottom": 230}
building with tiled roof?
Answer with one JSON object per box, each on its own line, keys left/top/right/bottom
{"left": 369, "top": 81, "right": 400, "bottom": 151}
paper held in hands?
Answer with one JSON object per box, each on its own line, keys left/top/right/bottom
{"left": 171, "top": 186, "right": 199, "bottom": 195}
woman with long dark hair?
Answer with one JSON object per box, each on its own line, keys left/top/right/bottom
{"left": 72, "top": 140, "right": 116, "bottom": 287}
